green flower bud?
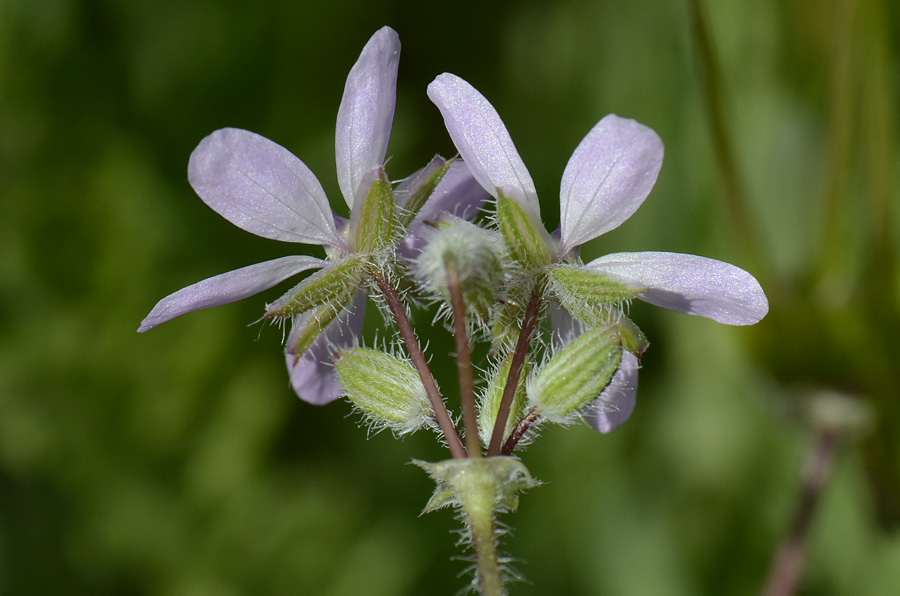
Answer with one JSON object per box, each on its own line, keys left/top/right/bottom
{"left": 496, "top": 191, "right": 552, "bottom": 270}
{"left": 414, "top": 218, "right": 504, "bottom": 324}
{"left": 528, "top": 327, "right": 622, "bottom": 423}
{"left": 335, "top": 347, "right": 434, "bottom": 435}
{"left": 548, "top": 264, "right": 643, "bottom": 326}
{"left": 478, "top": 354, "right": 530, "bottom": 449}
{"left": 266, "top": 254, "right": 367, "bottom": 318}
{"left": 353, "top": 171, "right": 397, "bottom": 252}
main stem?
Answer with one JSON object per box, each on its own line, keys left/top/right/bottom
{"left": 372, "top": 272, "right": 466, "bottom": 458}
{"left": 466, "top": 499, "right": 504, "bottom": 596}
{"left": 487, "top": 286, "right": 542, "bottom": 456}
{"left": 445, "top": 258, "right": 482, "bottom": 457}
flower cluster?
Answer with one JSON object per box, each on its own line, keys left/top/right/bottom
{"left": 139, "top": 25, "right": 768, "bottom": 594}
{"left": 140, "top": 25, "right": 767, "bottom": 448}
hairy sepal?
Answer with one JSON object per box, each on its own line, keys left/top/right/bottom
{"left": 496, "top": 191, "right": 551, "bottom": 270}
{"left": 528, "top": 326, "right": 622, "bottom": 423}
{"left": 478, "top": 354, "right": 530, "bottom": 449}
{"left": 354, "top": 172, "right": 397, "bottom": 252}
{"left": 335, "top": 347, "right": 434, "bottom": 435}
{"left": 398, "top": 158, "right": 454, "bottom": 227}
{"left": 266, "top": 254, "right": 367, "bottom": 318}
{"left": 549, "top": 264, "right": 643, "bottom": 326}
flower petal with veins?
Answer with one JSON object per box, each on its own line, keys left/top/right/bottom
{"left": 336, "top": 26, "right": 400, "bottom": 209}
{"left": 427, "top": 73, "right": 541, "bottom": 223}
{"left": 586, "top": 252, "right": 769, "bottom": 325}
{"left": 138, "top": 255, "right": 326, "bottom": 332}
{"left": 559, "top": 115, "right": 663, "bottom": 254}
{"left": 188, "top": 128, "right": 343, "bottom": 248}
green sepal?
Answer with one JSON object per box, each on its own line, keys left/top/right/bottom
{"left": 616, "top": 314, "right": 649, "bottom": 355}
{"left": 335, "top": 347, "right": 433, "bottom": 435}
{"left": 548, "top": 264, "right": 643, "bottom": 326}
{"left": 490, "top": 275, "right": 542, "bottom": 351}
{"left": 288, "top": 303, "right": 342, "bottom": 357}
{"left": 266, "top": 255, "right": 367, "bottom": 318}
{"left": 398, "top": 158, "right": 453, "bottom": 227}
{"left": 478, "top": 354, "right": 530, "bottom": 449}
{"left": 528, "top": 326, "right": 622, "bottom": 423}
{"left": 496, "top": 191, "right": 551, "bottom": 270}
{"left": 354, "top": 172, "right": 397, "bottom": 252}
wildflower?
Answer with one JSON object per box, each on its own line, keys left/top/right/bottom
{"left": 427, "top": 73, "right": 768, "bottom": 431}
{"left": 139, "top": 28, "right": 485, "bottom": 405}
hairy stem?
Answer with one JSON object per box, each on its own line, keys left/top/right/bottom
{"left": 488, "top": 287, "right": 542, "bottom": 456}
{"left": 467, "top": 500, "right": 505, "bottom": 596}
{"left": 501, "top": 408, "right": 540, "bottom": 456}
{"left": 373, "top": 272, "right": 466, "bottom": 458}
{"left": 446, "top": 257, "right": 482, "bottom": 457}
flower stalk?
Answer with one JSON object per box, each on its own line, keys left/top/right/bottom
{"left": 446, "top": 256, "right": 482, "bottom": 457}
{"left": 373, "top": 270, "right": 466, "bottom": 458}
{"left": 488, "top": 286, "right": 543, "bottom": 456}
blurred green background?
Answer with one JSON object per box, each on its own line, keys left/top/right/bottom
{"left": 2, "top": 0, "right": 899, "bottom": 594}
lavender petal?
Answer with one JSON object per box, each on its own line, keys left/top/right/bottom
{"left": 188, "top": 128, "right": 342, "bottom": 248}
{"left": 559, "top": 115, "right": 664, "bottom": 254}
{"left": 138, "top": 255, "right": 325, "bottom": 332}
{"left": 586, "top": 251, "right": 769, "bottom": 325}
{"left": 335, "top": 26, "right": 400, "bottom": 209}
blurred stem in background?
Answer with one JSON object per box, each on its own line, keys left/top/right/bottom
{"left": 690, "top": 0, "right": 899, "bottom": 592}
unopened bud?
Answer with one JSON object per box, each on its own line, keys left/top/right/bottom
{"left": 414, "top": 218, "right": 503, "bottom": 324}
{"left": 478, "top": 354, "right": 530, "bottom": 448}
{"left": 528, "top": 327, "right": 622, "bottom": 423}
{"left": 335, "top": 347, "right": 434, "bottom": 435}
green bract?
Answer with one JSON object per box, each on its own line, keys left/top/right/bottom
{"left": 527, "top": 327, "right": 622, "bottom": 423}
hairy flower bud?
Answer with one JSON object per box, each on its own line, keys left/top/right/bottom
{"left": 335, "top": 347, "right": 434, "bottom": 435}
{"left": 414, "top": 218, "right": 503, "bottom": 324}
{"left": 528, "top": 327, "right": 622, "bottom": 423}
{"left": 478, "top": 354, "right": 530, "bottom": 448}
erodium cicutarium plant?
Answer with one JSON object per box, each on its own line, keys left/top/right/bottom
{"left": 139, "top": 26, "right": 768, "bottom": 596}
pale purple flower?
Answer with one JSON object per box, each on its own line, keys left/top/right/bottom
{"left": 139, "top": 28, "right": 484, "bottom": 405}
{"left": 428, "top": 72, "right": 768, "bottom": 432}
